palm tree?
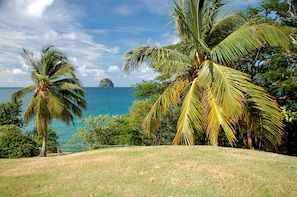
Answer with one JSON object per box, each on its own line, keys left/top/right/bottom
{"left": 11, "top": 46, "right": 87, "bottom": 156}
{"left": 122, "top": 0, "right": 294, "bottom": 148}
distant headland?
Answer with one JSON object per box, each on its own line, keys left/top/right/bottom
{"left": 98, "top": 78, "right": 114, "bottom": 88}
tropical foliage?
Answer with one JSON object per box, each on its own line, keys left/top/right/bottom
{"left": 11, "top": 46, "right": 87, "bottom": 156}
{"left": 68, "top": 115, "right": 143, "bottom": 150}
{"left": 235, "top": 0, "right": 297, "bottom": 154}
{"left": 0, "top": 101, "right": 22, "bottom": 127}
{"left": 122, "top": 0, "right": 294, "bottom": 148}
{"left": 0, "top": 128, "right": 39, "bottom": 158}
{"left": 128, "top": 99, "right": 178, "bottom": 145}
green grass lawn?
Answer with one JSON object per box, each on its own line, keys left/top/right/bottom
{"left": 0, "top": 146, "right": 296, "bottom": 197}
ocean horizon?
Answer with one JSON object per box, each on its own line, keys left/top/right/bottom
{"left": 0, "top": 87, "right": 135, "bottom": 152}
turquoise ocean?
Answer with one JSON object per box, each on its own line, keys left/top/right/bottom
{"left": 0, "top": 87, "right": 135, "bottom": 152}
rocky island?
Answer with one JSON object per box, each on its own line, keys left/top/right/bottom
{"left": 98, "top": 78, "right": 114, "bottom": 88}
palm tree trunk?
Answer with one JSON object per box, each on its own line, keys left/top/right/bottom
{"left": 246, "top": 132, "right": 253, "bottom": 149}
{"left": 39, "top": 135, "right": 47, "bottom": 157}
{"left": 243, "top": 131, "right": 254, "bottom": 149}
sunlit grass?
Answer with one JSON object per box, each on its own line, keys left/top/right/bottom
{"left": 0, "top": 146, "right": 296, "bottom": 196}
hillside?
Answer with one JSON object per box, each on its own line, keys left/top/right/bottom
{"left": 0, "top": 146, "right": 296, "bottom": 196}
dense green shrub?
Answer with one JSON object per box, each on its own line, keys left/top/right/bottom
{"left": 0, "top": 124, "right": 21, "bottom": 134}
{"left": 0, "top": 129, "right": 39, "bottom": 158}
{"left": 0, "top": 101, "right": 22, "bottom": 127}
{"left": 68, "top": 115, "right": 144, "bottom": 150}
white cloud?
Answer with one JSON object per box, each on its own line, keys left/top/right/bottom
{"left": 62, "top": 32, "right": 77, "bottom": 40}
{"left": 108, "top": 66, "right": 120, "bottom": 73}
{"left": 124, "top": 64, "right": 158, "bottom": 81}
{"left": 77, "top": 64, "right": 106, "bottom": 81}
{"left": 0, "top": 0, "right": 177, "bottom": 87}
{"left": 77, "top": 65, "right": 87, "bottom": 76}
{"left": 72, "top": 57, "right": 77, "bottom": 63}
{"left": 92, "top": 69, "right": 106, "bottom": 81}
{"left": 12, "top": 69, "right": 27, "bottom": 75}
{"left": 0, "top": 70, "right": 31, "bottom": 87}
{"left": 0, "top": 0, "right": 123, "bottom": 87}
{"left": 0, "top": 70, "right": 16, "bottom": 85}
{"left": 27, "top": 0, "right": 54, "bottom": 17}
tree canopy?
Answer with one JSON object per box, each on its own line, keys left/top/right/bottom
{"left": 11, "top": 46, "right": 87, "bottom": 156}
{"left": 122, "top": 0, "right": 294, "bottom": 148}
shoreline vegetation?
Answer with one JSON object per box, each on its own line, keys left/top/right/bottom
{"left": 1, "top": 146, "right": 296, "bottom": 196}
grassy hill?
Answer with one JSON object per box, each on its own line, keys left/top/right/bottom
{"left": 0, "top": 146, "right": 296, "bottom": 196}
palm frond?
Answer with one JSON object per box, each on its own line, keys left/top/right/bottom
{"left": 203, "top": 88, "right": 237, "bottom": 145}
{"left": 211, "top": 13, "right": 246, "bottom": 34}
{"left": 49, "top": 64, "right": 75, "bottom": 80}
{"left": 211, "top": 23, "right": 293, "bottom": 64}
{"left": 122, "top": 46, "right": 190, "bottom": 74}
{"left": 47, "top": 92, "right": 64, "bottom": 118}
{"left": 198, "top": 60, "right": 247, "bottom": 118}
{"left": 202, "top": 0, "right": 232, "bottom": 37}
{"left": 21, "top": 48, "right": 40, "bottom": 72}
{"left": 59, "top": 89, "right": 87, "bottom": 111}
{"left": 52, "top": 78, "right": 82, "bottom": 88}
{"left": 54, "top": 81, "right": 84, "bottom": 91}
{"left": 11, "top": 85, "right": 35, "bottom": 102}
{"left": 243, "top": 84, "right": 284, "bottom": 146}
{"left": 172, "top": 0, "right": 212, "bottom": 52}
{"left": 143, "top": 77, "right": 189, "bottom": 136}
{"left": 31, "top": 71, "right": 49, "bottom": 86}
{"left": 174, "top": 77, "right": 204, "bottom": 145}
{"left": 23, "top": 97, "right": 37, "bottom": 124}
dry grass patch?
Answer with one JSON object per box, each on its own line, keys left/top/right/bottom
{"left": 0, "top": 146, "right": 296, "bottom": 196}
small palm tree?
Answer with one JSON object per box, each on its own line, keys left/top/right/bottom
{"left": 123, "top": 0, "right": 293, "bottom": 148}
{"left": 11, "top": 46, "right": 87, "bottom": 156}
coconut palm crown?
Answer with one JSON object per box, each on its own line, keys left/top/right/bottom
{"left": 122, "top": 0, "right": 294, "bottom": 147}
{"left": 11, "top": 46, "right": 87, "bottom": 156}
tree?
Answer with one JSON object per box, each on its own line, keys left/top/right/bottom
{"left": 122, "top": 0, "right": 293, "bottom": 148}
{"left": 11, "top": 46, "right": 87, "bottom": 157}
{"left": 232, "top": 0, "right": 297, "bottom": 153}
{"left": 0, "top": 101, "right": 22, "bottom": 127}
{"left": 0, "top": 127, "right": 39, "bottom": 158}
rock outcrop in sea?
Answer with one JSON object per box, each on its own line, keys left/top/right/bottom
{"left": 98, "top": 78, "right": 114, "bottom": 88}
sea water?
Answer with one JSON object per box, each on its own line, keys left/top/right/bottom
{"left": 0, "top": 87, "right": 135, "bottom": 151}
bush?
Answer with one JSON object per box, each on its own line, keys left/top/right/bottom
{"left": 68, "top": 115, "right": 144, "bottom": 150}
{"left": 0, "top": 101, "right": 22, "bottom": 127}
{"left": 0, "top": 124, "right": 21, "bottom": 134}
{"left": 0, "top": 129, "right": 39, "bottom": 158}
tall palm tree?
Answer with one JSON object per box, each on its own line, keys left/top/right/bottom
{"left": 123, "top": 0, "right": 294, "bottom": 148}
{"left": 11, "top": 46, "right": 87, "bottom": 156}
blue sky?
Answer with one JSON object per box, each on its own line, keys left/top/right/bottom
{"left": 0, "top": 0, "right": 258, "bottom": 87}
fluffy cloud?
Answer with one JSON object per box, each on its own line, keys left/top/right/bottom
{"left": 123, "top": 64, "right": 157, "bottom": 81}
{"left": 77, "top": 65, "right": 106, "bottom": 81}
{"left": 12, "top": 69, "right": 27, "bottom": 75}
{"left": 0, "top": 69, "right": 31, "bottom": 87}
{"left": 108, "top": 66, "right": 120, "bottom": 73}
{"left": 26, "top": 0, "right": 54, "bottom": 17}
{"left": 0, "top": 0, "right": 122, "bottom": 87}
